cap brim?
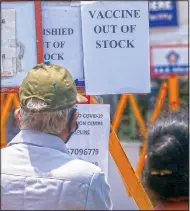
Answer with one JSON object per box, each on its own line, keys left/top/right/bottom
{"left": 76, "top": 94, "right": 89, "bottom": 103}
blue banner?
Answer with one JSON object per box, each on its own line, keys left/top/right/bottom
{"left": 149, "top": 1, "right": 178, "bottom": 27}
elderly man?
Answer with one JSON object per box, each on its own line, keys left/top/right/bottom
{"left": 1, "top": 63, "right": 112, "bottom": 210}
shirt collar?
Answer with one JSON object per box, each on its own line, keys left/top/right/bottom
{"left": 8, "top": 129, "right": 68, "bottom": 154}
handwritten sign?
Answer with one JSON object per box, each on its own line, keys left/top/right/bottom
{"left": 66, "top": 104, "right": 110, "bottom": 177}
{"left": 151, "top": 45, "right": 188, "bottom": 77}
{"left": 81, "top": 1, "right": 150, "bottom": 95}
{"left": 42, "top": 6, "right": 84, "bottom": 80}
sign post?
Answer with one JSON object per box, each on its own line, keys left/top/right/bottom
{"left": 149, "top": 0, "right": 178, "bottom": 28}
{"left": 42, "top": 5, "right": 84, "bottom": 80}
{"left": 81, "top": 1, "right": 150, "bottom": 95}
{"left": 150, "top": 44, "right": 188, "bottom": 77}
{"left": 66, "top": 104, "right": 110, "bottom": 177}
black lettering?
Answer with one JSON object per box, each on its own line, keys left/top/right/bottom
{"left": 51, "top": 53, "right": 57, "bottom": 60}
{"left": 121, "top": 25, "right": 136, "bottom": 33}
{"left": 62, "top": 28, "right": 67, "bottom": 35}
{"left": 94, "top": 25, "right": 118, "bottom": 34}
{"left": 43, "top": 28, "right": 74, "bottom": 36}
{"left": 75, "top": 130, "right": 90, "bottom": 135}
{"left": 44, "top": 53, "right": 50, "bottom": 60}
{"left": 110, "top": 25, "right": 117, "bottom": 33}
{"left": 89, "top": 11, "right": 96, "bottom": 19}
{"left": 103, "top": 25, "right": 109, "bottom": 33}
{"left": 121, "top": 10, "right": 126, "bottom": 18}
{"left": 127, "top": 40, "right": 135, "bottom": 48}
{"left": 113, "top": 10, "right": 120, "bottom": 18}
{"left": 130, "top": 25, "right": 136, "bottom": 33}
{"left": 126, "top": 10, "right": 133, "bottom": 18}
{"left": 58, "top": 53, "right": 64, "bottom": 60}
{"left": 43, "top": 41, "right": 51, "bottom": 48}
{"left": 88, "top": 10, "right": 141, "bottom": 19}
{"left": 51, "top": 28, "right": 58, "bottom": 35}
{"left": 44, "top": 53, "right": 64, "bottom": 60}
{"left": 134, "top": 10, "right": 140, "bottom": 18}
{"left": 103, "top": 40, "right": 110, "bottom": 48}
{"left": 121, "top": 25, "right": 130, "bottom": 33}
{"left": 51, "top": 41, "right": 65, "bottom": 48}
{"left": 97, "top": 11, "right": 104, "bottom": 19}
{"left": 105, "top": 10, "right": 113, "bottom": 18}
{"left": 94, "top": 25, "right": 101, "bottom": 34}
{"left": 43, "top": 28, "right": 51, "bottom": 35}
{"left": 118, "top": 40, "right": 126, "bottom": 48}
{"left": 96, "top": 40, "right": 135, "bottom": 48}
{"left": 78, "top": 121, "right": 86, "bottom": 125}
{"left": 60, "top": 41, "right": 65, "bottom": 48}
{"left": 96, "top": 40, "right": 101, "bottom": 48}
{"left": 53, "top": 41, "right": 60, "bottom": 48}
{"left": 84, "top": 130, "right": 90, "bottom": 135}
{"left": 123, "top": 10, "right": 133, "bottom": 18}
{"left": 68, "top": 28, "right": 74, "bottom": 35}
{"left": 110, "top": 40, "right": 117, "bottom": 48}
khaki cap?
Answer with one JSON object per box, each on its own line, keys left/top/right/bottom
{"left": 19, "top": 64, "right": 87, "bottom": 111}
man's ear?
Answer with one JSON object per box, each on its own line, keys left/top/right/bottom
{"left": 14, "top": 108, "right": 21, "bottom": 129}
{"left": 71, "top": 111, "right": 79, "bottom": 132}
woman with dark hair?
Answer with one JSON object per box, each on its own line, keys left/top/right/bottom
{"left": 143, "top": 112, "right": 189, "bottom": 210}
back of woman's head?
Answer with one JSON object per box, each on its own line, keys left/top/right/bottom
{"left": 144, "top": 111, "right": 189, "bottom": 200}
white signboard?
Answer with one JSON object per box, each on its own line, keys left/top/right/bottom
{"left": 151, "top": 45, "right": 188, "bottom": 77}
{"left": 1, "top": 2, "right": 37, "bottom": 89}
{"left": 42, "top": 6, "right": 84, "bottom": 80}
{"left": 1, "top": 9, "right": 16, "bottom": 77}
{"left": 66, "top": 104, "right": 110, "bottom": 177}
{"left": 81, "top": 1, "right": 150, "bottom": 95}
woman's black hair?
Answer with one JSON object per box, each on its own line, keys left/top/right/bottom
{"left": 143, "top": 111, "right": 189, "bottom": 200}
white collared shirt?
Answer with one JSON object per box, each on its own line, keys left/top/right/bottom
{"left": 1, "top": 130, "right": 112, "bottom": 210}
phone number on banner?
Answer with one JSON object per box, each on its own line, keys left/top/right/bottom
{"left": 68, "top": 148, "right": 99, "bottom": 156}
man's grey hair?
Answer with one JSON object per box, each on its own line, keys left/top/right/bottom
{"left": 20, "top": 98, "right": 71, "bottom": 135}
